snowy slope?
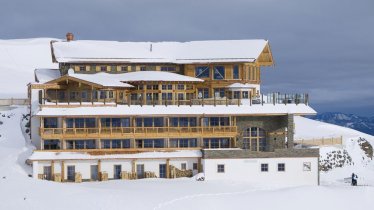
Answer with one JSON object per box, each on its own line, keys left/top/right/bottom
{"left": 295, "top": 116, "right": 374, "bottom": 185}
{"left": 1, "top": 107, "right": 374, "bottom": 210}
{"left": 0, "top": 38, "right": 58, "bottom": 98}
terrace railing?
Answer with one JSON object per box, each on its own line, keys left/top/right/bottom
{"left": 40, "top": 126, "right": 238, "bottom": 138}
{"left": 41, "top": 93, "right": 309, "bottom": 107}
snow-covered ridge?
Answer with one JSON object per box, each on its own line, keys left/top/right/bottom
{"left": 0, "top": 38, "right": 58, "bottom": 98}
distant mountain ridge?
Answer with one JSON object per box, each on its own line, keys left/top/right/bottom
{"left": 310, "top": 112, "right": 374, "bottom": 135}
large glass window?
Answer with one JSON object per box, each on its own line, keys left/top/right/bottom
{"left": 43, "top": 140, "right": 60, "bottom": 150}
{"left": 135, "top": 118, "right": 164, "bottom": 127}
{"left": 213, "top": 66, "right": 225, "bottom": 80}
{"left": 203, "top": 138, "right": 230, "bottom": 148}
{"left": 65, "top": 140, "right": 96, "bottom": 150}
{"left": 135, "top": 139, "right": 165, "bottom": 148}
{"left": 243, "top": 127, "right": 266, "bottom": 151}
{"left": 169, "top": 117, "right": 197, "bottom": 127}
{"left": 44, "top": 118, "right": 58, "bottom": 128}
{"left": 233, "top": 65, "right": 239, "bottom": 79}
{"left": 169, "top": 138, "right": 197, "bottom": 148}
{"left": 198, "top": 88, "right": 209, "bottom": 99}
{"left": 195, "top": 66, "right": 210, "bottom": 78}
{"left": 214, "top": 88, "right": 225, "bottom": 98}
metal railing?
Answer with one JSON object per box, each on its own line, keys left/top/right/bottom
{"left": 41, "top": 93, "right": 309, "bottom": 107}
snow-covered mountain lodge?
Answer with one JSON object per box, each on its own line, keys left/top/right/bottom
{"left": 27, "top": 33, "right": 319, "bottom": 185}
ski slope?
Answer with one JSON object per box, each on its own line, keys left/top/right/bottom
{"left": 0, "top": 106, "right": 373, "bottom": 210}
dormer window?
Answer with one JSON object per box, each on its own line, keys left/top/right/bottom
{"left": 79, "top": 66, "right": 86, "bottom": 71}
{"left": 100, "top": 66, "right": 107, "bottom": 72}
{"left": 213, "top": 66, "right": 225, "bottom": 80}
{"left": 195, "top": 66, "right": 210, "bottom": 78}
{"left": 121, "top": 66, "right": 128, "bottom": 72}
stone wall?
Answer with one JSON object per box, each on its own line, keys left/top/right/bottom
{"left": 202, "top": 148, "right": 319, "bottom": 159}
{"left": 236, "top": 115, "right": 288, "bottom": 150}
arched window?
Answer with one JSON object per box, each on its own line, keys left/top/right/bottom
{"left": 243, "top": 127, "right": 266, "bottom": 151}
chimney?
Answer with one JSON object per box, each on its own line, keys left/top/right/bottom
{"left": 66, "top": 32, "right": 74, "bottom": 42}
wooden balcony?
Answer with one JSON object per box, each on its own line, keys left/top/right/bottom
{"left": 40, "top": 126, "right": 238, "bottom": 139}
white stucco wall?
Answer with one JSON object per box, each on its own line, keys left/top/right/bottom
{"left": 34, "top": 157, "right": 199, "bottom": 180}
{"left": 202, "top": 157, "right": 319, "bottom": 186}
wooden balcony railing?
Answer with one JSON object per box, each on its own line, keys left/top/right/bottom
{"left": 40, "top": 126, "right": 238, "bottom": 139}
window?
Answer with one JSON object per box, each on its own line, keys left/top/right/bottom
{"left": 162, "top": 84, "right": 173, "bottom": 90}
{"left": 43, "top": 140, "right": 60, "bottom": 150}
{"left": 203, "top": 138, "right": 230, "bottom": 149}
{"left": 162, "top": 93, "right": 172, "bottom": 101}
{"left": 121, "top": 66, "right": 128, "bottom": 72}
{"left": 242, "top": 91, "right": 249, "bottom": 99}
{"left": 140, "top": 66, "right": 146, "bottom": 71}
{"left": 135, "top": 139, "right": 165, "bottom": 148}
{"left": 169, "top": 139, "right": 197, "bottom": 148}
{"left": 303, "top": 162, "right": 311, "bottom": 171}
{"left": 261, "top": 163, "right": 268, "bottom": 172}
{"left": 193, "top": 163, "right": 198, "bottom": 170}
{"left": 177, "top": 93, "right": 184, "bottom": 100}
{"left": 278, "top": 163, "right": 285, "bottom": 172}
{"left": 213, "top": 66, "right": 225, "bottom": 80}
{"left": 181, "top": 163, "right": 187, "bottom": 170}
{"left": 159, "top": 164, "right": 167, "bottom": 178}
{"left": 111, "top": 65, "right": 117, "bottom": 72}
{"left": 233, "top": 91, "right": 240, "bottom": 99}
{"left": 233, "top": 65, "right": 239, "bottom": 79}
{"left": 214, "top": 88, "right": 225, "bottom": 98}
{"left": 79, "top": 66, "right": 86, "bottom": 71}
{"left": 217, "top": 164, "right": 225, "bottom": 173}
{"left": 44, "top": 118, "right": 58, "bottom": 128}
{"left": 195, "top": 66, "right": 210, "bottom": 78}
{"left": 161, "top": 66, "right": 176, "bottom": 71}
{"left": 177, "top": 84, "right": 185, "bottom": 90}
{"left": 243, "top": 127, "right": 266, "bottom": 151}
{"left": 91, "top": 65, "right": 97, "bottom": 71}
{"left": 100, "top": 66, "right": 107, "bottom": 72}
{"left": 198, "top": 88, "right": 209, "bottom": 99}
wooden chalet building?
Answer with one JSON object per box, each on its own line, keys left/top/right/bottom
{"left": 28, "top": 33, "right": 319, "bottom": 185}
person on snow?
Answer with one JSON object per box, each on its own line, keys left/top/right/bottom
{"left": 351, "top": 173, "right": 358, "bottom": 186}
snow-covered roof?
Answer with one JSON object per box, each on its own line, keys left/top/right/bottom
{"left": 227, "top": 83, "right": 259, "bottom": 90}
{"left": 29, "top": 150, "right": 202, "bottom": 161}
{"left": 35, "top": 104, "right": 317, "bottom": 117}
{"left": 113, "top": 71, "right": 203, "bottom": 83}
{"left": 43, "top": 70, "right": 202, "bottom": 87}
{"left": 52, "top": 39, "right": 270, "bottom": 64}
{"left": 35, "top": 69, "right": 61, "bottom": 83}
{"left": 62, "top": 70, "right": 133, "bottom": 88}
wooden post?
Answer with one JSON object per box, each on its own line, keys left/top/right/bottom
{"left": 98, "top": 159, "right": 101, "bottom": 177}
{"left": 55, "top": 89, "right": 58, "bottom": 105}
{"left": 61, "top": 161, "right": 65, "bottom": 182}
{"left": 132, "top": 160, "right": 136, "bottom": 175}
{"left": 214, "top": 91, "right": 216, "bottom": 106}
{"left": 249, "top": 91, "right": 252, "bottom": 106}
{"left": 197, "top": 157, "right": 202, "bottom": 173}
{"left": 51, "top": 160, "right": 55, "bottom": 179}
{"left": 166, "top": 159, "right": 170, "bottom": 178}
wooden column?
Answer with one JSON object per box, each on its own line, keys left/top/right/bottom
{"left": 98, "top": 159, "right": 101, "bottom": 175}
{"left": 166, "top": 159, "right": 170, "bottom": 178}
{"left": 51, "top": 160, "right": 55, "bottom": 178}
{"left": 61, "top": 161, "right": 65, "bottom": 182}
{"left": 197, "top": 157, "right": 202, "bottom": 173}
{"left": 132, "top": 160, "right": 136, "bottom": 174}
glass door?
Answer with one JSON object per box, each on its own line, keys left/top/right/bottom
{"left": 159, "top": 164, "right": 166, "bottom": 178}
{"left": 67, "top": 166, "right": 75, "bottom": 182}
{"left": 90, "top": 165, "right": 98, "bottom": 181}
{"left": 137, "top": 164, "right": 145, "bottom": 179}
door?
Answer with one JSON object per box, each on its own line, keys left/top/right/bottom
{"left": 43, "top": 166, "right": 52, "bottom": 180}
{"left": 114, "top": 165, "right": 122, "bottom": 179}
{"left": 137, "top": 164, "right": 145, "bottom": 179}
{"left": 90, "top": 165, "right": 98, "bottom": 181}
{"left": 67, "top": 166, "right": 75, "bottom": 182}
{"left": 159, "top": 164, "right": 166, "bottom": 178}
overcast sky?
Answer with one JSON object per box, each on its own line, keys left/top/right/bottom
{"left": 0, "top": 0, "right": 373, "bottom": 116}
